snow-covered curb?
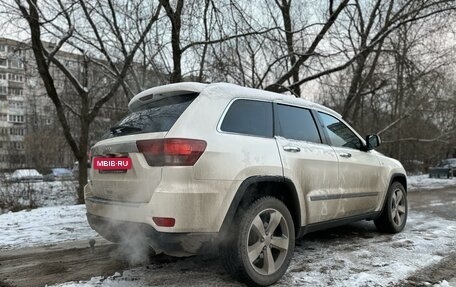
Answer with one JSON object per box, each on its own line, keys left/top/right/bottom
{"left": 407, "top": 174, "right": 456, "bottom": 191}
{"left": 0, "top": 204, "right": 97, "bottom": 250}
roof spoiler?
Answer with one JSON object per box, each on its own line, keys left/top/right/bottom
{"left": 128, "top": 82, "right": 207, "bottom": 112}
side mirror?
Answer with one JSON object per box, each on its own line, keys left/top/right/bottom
{"left": 365, "top": 134, "right": 381, "bottom": 151}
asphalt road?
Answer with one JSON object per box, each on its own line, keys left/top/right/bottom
{"left": 408, "top": 187, "right": 456, "bottom": 220}
{"left": 397, "top": 188, "right": 456, "bottom": 287}
{"left": 0, "top": 187, "right": 455, "bottom": 287}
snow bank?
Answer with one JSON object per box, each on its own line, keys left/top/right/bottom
{"left": 0, "top": 204, "right": 96, "bottom": 250}
{"left": 0, "top": 180, "right": 78, "bottom": 212}
{"left": 408, "top": 174, "right": 456, "bottom": 191}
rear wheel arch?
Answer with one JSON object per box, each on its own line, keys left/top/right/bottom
{"left": 219, "top": 176, "right": 301, "bottom": 240}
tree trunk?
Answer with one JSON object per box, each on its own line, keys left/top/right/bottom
{"left": 77, "top": 153, "right": 88, "bottom": 204}
{"left": 278, "top": 0, "right": 301, "bottom": 96}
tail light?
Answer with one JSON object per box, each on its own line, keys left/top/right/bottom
{"left": 136, "top": 138, "right": 207, "bottom": 166}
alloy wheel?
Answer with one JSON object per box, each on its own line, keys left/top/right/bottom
{"left": 390, "top": 188, "right": 406, "bottom": 227}
{"left": 247, "top": 208, "right": 290, "bottom": 276}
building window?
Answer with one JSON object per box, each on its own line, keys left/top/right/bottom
{"left": 0, "top": 45, "right": 6, "bottom": 52}
{"left": 9, "top": 101, "right": 24, "bottom": 109}
{"left": 0, "top": 59, "right": 6, "bottom": 67}
{"left": 10, "top": 141, "right": 24, "bottom": 150}
{"left": 9, "top": 88, "right": 23, "bottom": 96}
{"left": 0, "top": 85, "right": 7, "bottom": 95}
{"left": 9, "top": 128, "right": 24, "bottom": 135}
{"left": 8, "top": 59, "right": 23, "bottom": 69}
{"left": 8, "top": 114, "right": 25, "bottom": 123}
{"left": 8, "top": 74, "right": 24, "bottom": 82}
{"left": 0, "top": 73, "right": 6, "bottom": 80}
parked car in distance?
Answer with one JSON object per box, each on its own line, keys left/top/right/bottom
{"left": 429, "top": 158, "right": 456, "bottom": 178}
{"left": 43, "top": 168, "right": 74, "bottom": 181}
{"left": 10, "top": 169, "right": 43, "bottom": 182}
{"left": 85, "top": 82, "right": 407, "bottom": 286}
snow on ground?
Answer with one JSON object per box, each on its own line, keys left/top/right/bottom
{"left": 48, "top": 211, "right": 456, "bottom": 287}
{"left": 0, "top": 204, "right": 97, "bottom": 250}
{"left": 407, "top": 174, "right": 456, "bottom": 191}
{"left": 1, "top": 175, "right": 456, "bottom": 285}
{"left": 0, "top": 180, "right": 78, "bottom": 212}
{"left": 287, "top": 212, "right": 456, "bottom": 286}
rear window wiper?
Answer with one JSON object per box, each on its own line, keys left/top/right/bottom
{"left": 110, "top": 125, "right": 142, "bottom": 134}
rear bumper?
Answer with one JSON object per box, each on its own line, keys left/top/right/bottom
{"left": 86, "top": 213, "right": 218, "bottom": 256}
{"left": 84, "top": 177, "right": 236, "bottom": 232}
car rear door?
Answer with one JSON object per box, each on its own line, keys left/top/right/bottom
{"left": 316, "top": 112, "right": 384, "bottom": 217}
{"left": 90, "top": 93, "right": 198, "bottom": 203}
{"left": 273, "top": 103, "right": 341, "bottom": 224}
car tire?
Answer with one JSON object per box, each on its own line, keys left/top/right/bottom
{"left": 374, "top": 182, "right": 408, "bottom": 233}
{"left": 221, "top": 196, "right": 295, "bottom": 286}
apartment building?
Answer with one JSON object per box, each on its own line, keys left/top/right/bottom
{"left": 0, "top": 36, "right": 162, "bottom": 172}
{"left": 0, "top": 38, "right": 27, "bottom": 170}
{"left": 0, "top": 37, "right": 74, "bottom": 171}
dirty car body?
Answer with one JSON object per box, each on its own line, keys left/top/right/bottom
{"left": 85, "top": 82, "right": 407, "bottom": 286}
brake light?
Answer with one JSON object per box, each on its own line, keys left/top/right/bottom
{"left": 136, "top": 138, "right": 206, "bottom": 166}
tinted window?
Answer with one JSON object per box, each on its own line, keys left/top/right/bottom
{"left": 318, "top": 112, "right": 362, "bottom": 149}
{"left": 275, "top": 104, "right": 321, "bottom": 143}
{"left": 221, "top": 99, "right": 273, "bottom": 137}
{"left": 105, "top": 94, "right": 197, "bottom": 139}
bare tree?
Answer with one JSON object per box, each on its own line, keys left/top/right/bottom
{"left": 318, "top": 4, "right": 456, "bottom": 171}
{"left": 6, "top": 0, "right": 162, "bottom": 202}
{"left": 263, "top": 0, "right": 456, "bottom": 99}
{"left": 264, "top": 0, "right": 350, "bottom": 93}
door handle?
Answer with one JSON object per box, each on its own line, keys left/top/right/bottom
{"left": 339, "top": 152, "right": 352, "bottom": 158}
{"left": 283, "top": 146, "right": 301, "bottom": 153}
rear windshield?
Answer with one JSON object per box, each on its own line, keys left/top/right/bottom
{"left": 104, "top": 93, "right": 197, "bottom": 138}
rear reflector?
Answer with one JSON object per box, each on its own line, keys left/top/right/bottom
{"left": 136, "top": 138, "right": 206, "bottom": 166}
{"left": 153, "top": 217, "right": 176, "bottom": 227}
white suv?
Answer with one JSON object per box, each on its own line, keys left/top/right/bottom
{"left": 85, "top": 82, "right": 407, "bottom": 286}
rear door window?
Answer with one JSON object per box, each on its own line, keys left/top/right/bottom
{"left": 105, "top": 93, "right": 197, "bottom": 138}
{"left": 275, "top": 104, "right": 321, "bottom": 143}
{"left": 220, "top": 99, "right": 273, "bottom": 137}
